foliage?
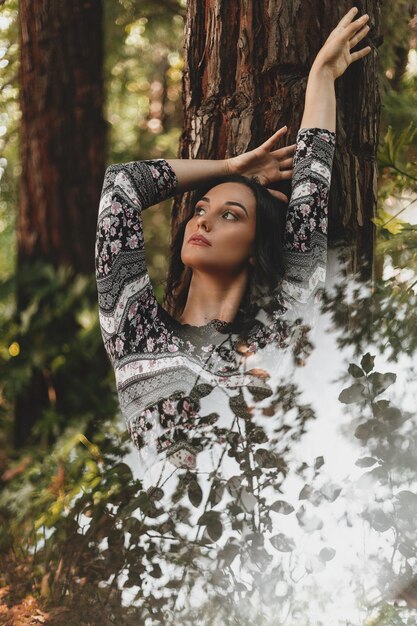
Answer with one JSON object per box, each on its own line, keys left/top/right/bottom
{"left": 0, "top": 372, "right": 317, "bottom": 623}
{"left": 376, "top": 117, "right": 417, "bottom": 284}
{"left": 103, "top": 0, "right": 185, "bottom": 163}
{"left": 0, "top": 420, "right": 140, "bottom": 623}
{"left": 0, "top": 0, "right": 19, "bottom": 280}
{"left": 322, "top": 121, "right": 417, "bottom": 365}
{"left": 378, "top": 123, "right": 417, "bottom": 197}
{"left": 102, "top": 0, "right": 187, "bottom": 298}
{"left": 380, "top": 1, "right": 416, "bottom": 76}
{"left": 1, "top": 341, "right": 416, "bottom": 623}
{"left": 0, "top": 260, "right": 118, "bottom": 447}
{"left": 338, "top": 353, "right": 417, "bottom": 625}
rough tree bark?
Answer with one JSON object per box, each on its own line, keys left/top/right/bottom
{"left": 175, "top": 0, "right": 381, "bottom": 278}
{"left": 15, "top": 0, "right": 105, "bottom": 446}
{"left": 18, "top": 0, "right": 105, "bottom": 278}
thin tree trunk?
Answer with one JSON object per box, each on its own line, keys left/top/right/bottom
{"left": 15, "top": 0, "right": 105, "bottom": 447}
{"left": 175, "top": 0, "right": 381, "bottom": 279}
{"left": 18, "top": 0, "right": 105, "bottom": 278}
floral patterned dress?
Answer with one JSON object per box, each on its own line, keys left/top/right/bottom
{"left": 95, "top": 127, "right": 336, "bottom": 469}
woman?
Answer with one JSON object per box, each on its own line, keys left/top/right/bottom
{"left": 95, "top": 8, "right": 371, "bottom": 469}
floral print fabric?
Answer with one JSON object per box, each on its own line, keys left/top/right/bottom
{"left": 95, "top": 127, "right": 336, "bottom": 469}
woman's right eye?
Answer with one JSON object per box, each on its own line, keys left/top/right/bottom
{"left": 194, "top": 205, "right": 204, "bottom": 215}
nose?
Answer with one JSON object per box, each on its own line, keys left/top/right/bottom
{"left": 196, "top": 212, "right": 210, "bottom": 230}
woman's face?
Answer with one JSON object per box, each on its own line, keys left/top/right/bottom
{"left": 181, "top": 182, "right": 257, "bottom": 276}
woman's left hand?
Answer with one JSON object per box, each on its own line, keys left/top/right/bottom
{"left": 226, "top": 125, "right": 295, "bottom": 203}
{"left": 313, "top": 7, "right": 372, "bottom": 80}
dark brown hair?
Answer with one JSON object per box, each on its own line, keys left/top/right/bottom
{"left": 163, "top": 174, "right": 289, "bottom": 328}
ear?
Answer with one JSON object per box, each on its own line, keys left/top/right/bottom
{"left": 249, "top": 256, "right": 255, "bottom": 267}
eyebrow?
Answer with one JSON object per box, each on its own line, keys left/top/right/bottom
{"left": 200, "top": 196, "right": 249, "bottom": 217}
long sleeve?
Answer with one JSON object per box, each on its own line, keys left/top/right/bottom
{"left": 95, "top": 159, "right": 178, "bottom": 365}
{"left": 280, "top": 127, "right": 336, "bottom": 323}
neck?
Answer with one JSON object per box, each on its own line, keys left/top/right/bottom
{"left": 178, "top": 268, "right": 249, "bottom": 327}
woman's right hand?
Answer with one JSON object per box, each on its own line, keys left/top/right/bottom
{"left": 226, "top": 126, "right": 296, "bottom": 203}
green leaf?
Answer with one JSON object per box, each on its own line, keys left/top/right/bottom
{"left": 110, "top": 462, "right": 133, "bottom": 483}
{"left": 354, "top": 422, "right": 372, "bottom": 440}
{"left": 380, "top": 406, "right": 402, "bottom": 422}
{"left": 270, "top": 533, "right": 295, "bottom": 552}
{"left": 239, "top": 487, "right": 257, "bottom": 513}
{"left": 226, "top": 475, "right": 242, "bottom": 498}
{"left": 219, "top": 539, "right": 240, "bottom": 566}
{"left": 147, "top": 486, "right": 164, "bottom": 501}
{"left": 190, "top": 383, "right": 213, "bottom": 399}
{"left": 229, "top": 391, "right": 251, "bottom": 419}
{"left": 254, "top": 448, "right": 279, "bottom": 468}
{"left": 197, "top": 510, "right": 221, "bottom": 526}
{"left": 320, "top": 482, "right": 342, "bottom": 502}
{"left": 123, "top": 517, "right": 142, "bottom": 538}
{"left": 188, "top": 479, "right": 203, "bottom": 508}
{"left": 319, "top": 547, "right": 336, "bottom": 562}
{"left": 135, "top": 491, "right": 152, "bottom": 514}
{"left": 338, "top": 383, "right": 365, "bottom": 404}
{"left": 314, "top": 456, "right": 324, "bottom": 470}
{"left": 149, "top": 563, "right": 162, "bottom": 578}
{"left": 270, "top": 500, "right": 295, "bottom": 515}
{"left": 379, "top": 123, "right": 417, "bottom": 169}
{"left": 395, "top": 490, "right": 417, "bottom": 511}
{"left": 355, "top": 457, "right": 378, "bottom": 468}
{"left": 206, "top": 519, "right": 223, "bottom": 542}
{"left": 398, "top": 542, "right": 415, "bottom": 559}
{"left": 208, "top": 480, "right": 225, "bottom": 507}
{"left": 368, "top": 372, "right": 397, "bottom": 396}
{"left": 371, "top": 209, "right": 406, "bottom": 235}
{"left": 247, "top": 383, "right": 273, "bottom": 401}
{"left": 299, "top": 484, "right": 314, "bottom": 500}
{"left": 364, "top": 510, "right": 392, "bottom": 533}
{"left": 372, "top": 399, "right": 390, "bottom": 416}
{"left": 248, "top": 427, "right": 268, "bottom": 444}
{"left": 361, "top": 353, "right": 375, "bottom": 373}
{"left": 348, "top": 363, "right": 365, "bottom": 378}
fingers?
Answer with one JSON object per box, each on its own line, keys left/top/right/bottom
{"left": 349, "top": 24, "right": 370, "bottom": 49}
{"left": 279, "top": 169, "right": 293, "bottom": 181}
{"left": 266, "top": 188, "right": 289, "bottom": 204}
{"left": 338, "top": 6, "right": 360, "bottom": 28}
{"left": 350, "top": 46, "right": 372, "bottom": 63}
{"left": 345, "top": 13, "right": 369, "bottom": 39}
{"left": 272, "top": 143, "right": 296, "bottom": 158}
{"left": 262, "top": 125, "right": 288, "bottom": 150}
{"left": 279, "top": 157, "right": 294, "bottom": 170}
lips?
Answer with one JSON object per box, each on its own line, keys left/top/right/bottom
{"left": 188, "top": 234, "right": 211, "bottom": 246}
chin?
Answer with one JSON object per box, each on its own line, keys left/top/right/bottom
{"left": 180, "top": 250, "right": 189, "bottom": 267}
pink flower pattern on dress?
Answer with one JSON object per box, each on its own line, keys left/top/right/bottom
{"left": 95, "top": 130, "right": 336, "bottom": 467}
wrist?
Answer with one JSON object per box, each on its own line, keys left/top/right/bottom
{"left": 309, "top": 60, "right": 336, "bottom": 82}
{"left": 224, "top": 157, "right": 238, "bottom": 176}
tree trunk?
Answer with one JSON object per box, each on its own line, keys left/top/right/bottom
{"left": 15, "top": 0, "right": 105, "bottom": 446}
{"left": 175, "top": 0, "right": 381, "bottom": 279}
{"left": 17, "top": 0, "right": 105, "bottom": 278}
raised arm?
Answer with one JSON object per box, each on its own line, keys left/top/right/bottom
{"left": 300, "top": 7, "right": 371, "bottom": 132}
{"left": 95, "top": 159, "right": 178, "bottom": 364}
{"left": 166, "top": 126, "right": 294, "bottom": 200}
{"left": 280, "top": 50, "right": 339, "bottom": 310}
{"left": 281, "top": 8, "right": 371, "bottom": 320}
{"left": 224, "top": 8, "right": 371, "bottom": 325}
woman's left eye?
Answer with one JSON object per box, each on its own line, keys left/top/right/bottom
{"left": 223, "top": 210, "right": 238, "bottom": 221}
{"left": 194, "top": 206, "right": 238, "bottom": 221}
